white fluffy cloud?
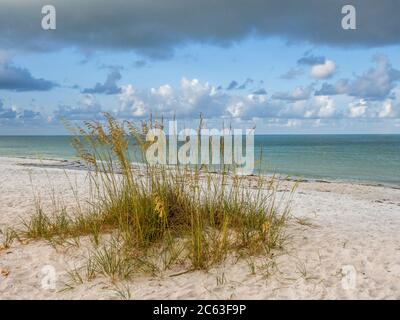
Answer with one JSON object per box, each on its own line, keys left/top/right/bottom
{"left": 346, "top": 96, "right": 400, "bottom": 119}
{"left": 314, "top": 96, "right": 336, "bottom": 118}
{"left": 112, "top": 76, "right": 400, "bottom": 122}
{"left": 48, "top": 64, "right": 400, "bottom": 128}
{"left": 311, "top": 60, "right": 336, "bottom": 79}
{"left": 118, "top": 85, "right": 146, "bottom": 117}
{"left": 379, "top": 100, "right": 399, "bottom": 118}
{"left": 281, "top": 95, "right": 337, "bottom": 119}
{"left": 379, "top": 100, "right": 394, "bottom": 118}
{"left": 117, "top": 78, "right": 227, "bottom": 118}
{"left": 348, "top": 99, "right": 368, "bottom": 118}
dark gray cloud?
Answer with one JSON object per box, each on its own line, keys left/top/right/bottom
{"left": 82, "top": 70, "right": 122, "bottom": 95}
{"left": 237, "top": 78, "right": 254, "bottom": 90}
{"left": 227, "top": 81, "right": 239, "bottom": 90}
{"left": 1, "top": 1, "right": 400, "bottom": 58}
{"left": 297, "top": 54, "right": 326, "bottom": 66}
{"left": 227, "top": 78, "right": 253, "bottom": 90}
{"left": 0, "top": 62, "right": 57, "bottom": 92}
{"left": 252, "top": 88, "right": 267, "bottom": 95}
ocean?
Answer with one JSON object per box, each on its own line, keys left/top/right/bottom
{"left": 0, "top": 135, "right": 399, "bottom": 186}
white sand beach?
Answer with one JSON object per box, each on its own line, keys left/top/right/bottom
{"left": 1, "top": 156, "right": 400, "bottom": 300}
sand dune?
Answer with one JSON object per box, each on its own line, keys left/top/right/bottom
{"left": 1, "top": 156, "right": 400, "bottom": 299}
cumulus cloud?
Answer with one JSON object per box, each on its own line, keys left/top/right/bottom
{"left": 0, "top": 100, "right": 41, "bottom": 121}
{"left": 347, "top": 55, "right": 400, "bottom": 99}
{"left": 316, "top": 55, "right": 400, "bottom": 100}
{"left": 272, "top": 86, "right": 313, "bottom": 101}
{"left": 19, "top": 109, "right": 41, "bottom": 120}
{"left": 378, "top": 100, "right": 398, "bottom": 118}
{"left": 294, "top": 52, "right": 336, "bottom": 80}
{"left": 82, "top": 70, "right": 122, "bottom": 95}
{"left": 310, "top": 60, "right": 336, "bottom": 79}
{"left": 115, "top": 78, "right": 259, "bottom": 119}
{"left": 54, "top": 94, "right": 102, "bottom": 120}
{"left": 2, "top": 1, "right": 400, "bottom": 58}
{"left": 0, "top": 62, "right": 57, "bottom": 92}
{"left": 311, "top": 96, "right": 337, "bottom": 118}
{"left": 117, "top": 85, "right": 147, "bottom": 117}
{"left": 112, "top": 78, "right": 343, "bottom": 121}
{"left": 345, "top": 98, "right": 398, "bottom": 119}
{"left": 348, "top": 99, "right": 368, "bottom": 118}
{"left": 0, "top": 100, "right": 16, "bottom": 119}
{"left": 377, "top": 88, "right": 400, "bottom": 118}
{"left": 315, "top": 79, "right": 349, "bottom": 95}
{"left": 69, "top": 76, "right": 392, "bottom": 122}
{"left": 276, "top": 95, "right": 338, "bottom": 119}
{"left": 43, "top": 75, "right": 400, "bottom": 124}
{"left": 121, "top": 78, "right": 228, "bottom": 118}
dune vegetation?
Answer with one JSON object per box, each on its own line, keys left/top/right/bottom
{"left": 6, "top": 115, "right": 295, "bottom": 284}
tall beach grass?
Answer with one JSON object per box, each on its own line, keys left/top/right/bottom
{"left": 16, "top": 114, "right": 295, "bottom": 282}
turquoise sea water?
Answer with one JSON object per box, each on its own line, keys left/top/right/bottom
{"left": 0, "top": 135, "right": 399, "bottom": 186}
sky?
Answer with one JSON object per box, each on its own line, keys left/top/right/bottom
{"left": 1, "top": 0, "right": 400, "bottom": 134}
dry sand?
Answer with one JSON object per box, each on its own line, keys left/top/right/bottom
{"left": 1, "top": 156, "right": 400, "bottom": 300}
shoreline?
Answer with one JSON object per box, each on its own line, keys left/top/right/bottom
{"left": 1, "top": 155, "right": 399, "bottom": 190}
